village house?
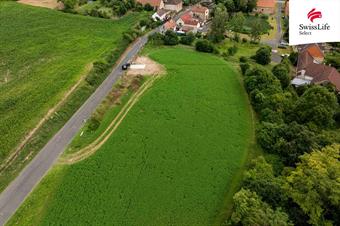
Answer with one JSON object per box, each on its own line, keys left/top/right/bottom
{"left": 136, "top": 0, "right": 164, "bottom": 10}
{"left": 152, "top": 8, "right": 171, "bottom": 21}
{"left": 163, "top": 0, "right": 182, "bottom": 12}
{"left": 292, "top": 44, "right": 340, "bottom": 92}
{"left": 162, "top": 19, "right": 177, "bottom": 33}
{"left": 191, "top": 5, "right": 209, "bottom": 22}
{"left": 254, "top": 0, "right": 276, "bottom": 14}
{"left": 176, "top": 12, "right": 200, "bottom": 33}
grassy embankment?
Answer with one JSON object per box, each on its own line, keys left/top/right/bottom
{"left": 0, "top": 1, "right": 147, "bottom": 191}
{"left": 8, "top": 47, "right": 253, "bottom": 226}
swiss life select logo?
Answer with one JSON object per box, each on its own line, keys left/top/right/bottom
{"left": 289, "top": 0, "right": 340, "bottom": 45}
{"left": 307, "top": 8, "right": 322, "bottom": 22}
{"left": 299, "top": 8, "right": 330, "bottom": 36}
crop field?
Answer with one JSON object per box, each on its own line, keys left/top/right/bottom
{"left": 8, "top": 47, "right": 253, "bottom": 226}
{"left": 0, "top": 2, "right": 145, "bottom": 162}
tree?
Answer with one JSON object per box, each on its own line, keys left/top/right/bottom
{"left": 293, "top": 86, "right": 338, "bottom": 128}
{"left": 272, "top": 64, "right": 290, "bottom": 88}
{"left": 248, "top": 19, "right": 263, "bottom": 42}
{"left": 284, "top": 145, "right": 340, "bottom": 226}
{"left": 195, "top": 39, "right": 214, "bottom": 53}
{"left": 163, "top": 30, "right": 179, "bottom": 45}
{"left": 229, "top": 189, "right": 293, "bottom": 226}
{"left": 58, "top": 0, "right": 77, "bottom": 10}
{"left": 254, "top": 46, "right": 272, "bottom": 65}
{"left": 224, "top": 0, "right": 235, "bottom": 13}
{"left": 243, "top": 157, "right": 288, "bottom": 208}
{"left": 257, "top": 122, "right": 320, "bottom": 166}
{"left": 180, "top": 32, "right": 196, "bottom": 45}
{"left": 244, "top": 66, "right": 281, "bottom": 94}
{"left": 209, "top": 4, "right": 228, "bottom": 43}
{"left": 288, "top": 52, "right": 298, "bottom": 66}
{"left": 246, "top": 0, "right": 257, "bottom": 12}
{"left": 228, "top": 12, "right": 245, "bottom": 33}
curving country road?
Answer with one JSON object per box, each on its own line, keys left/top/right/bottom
{"left": 0, "top": 30, "right": 154, "bottom": 225}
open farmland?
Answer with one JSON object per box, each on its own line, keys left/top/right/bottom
{"left": 0, "top": 2, "right": 144, "bottom": 163}
{"left": 8, "top": 47, "right": 253, "bottom": 226}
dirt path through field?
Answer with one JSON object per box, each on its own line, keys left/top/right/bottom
{"left": 59, "top": 74, "right": 161, "bottom": 164}
{"left": 18, "top": 0, "right": 63, "bottom": 9}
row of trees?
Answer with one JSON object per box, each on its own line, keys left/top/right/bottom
{"left": 227, "top": 47, "right": 340, "bottom": 225}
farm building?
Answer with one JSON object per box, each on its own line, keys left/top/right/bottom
{"left": 163, "top": 0, "right": 182, "bottom": 12}
{"left": 254, "top": 0, "right": 276, "bottom": 14}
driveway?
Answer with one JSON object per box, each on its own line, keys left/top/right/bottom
{"left": 262, "top": 1, "right": 284, "bottom": 63}
{"left": 0, "top": 31, "right": 155, "bottom": 226}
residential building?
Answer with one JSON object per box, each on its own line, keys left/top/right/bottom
{"left": 254, "top": 0, "right": 276, "bottom": 14}
{"left": 176, "top": 12, "right": 200, "bottom": 33}
{"left": 163, "top": 0, "right": 182, "bottom": 12}
{"left": 191, "top": 5, "right": 209, "bottom": 22}
{"left": 136, "top": 0, "right": 164, "bottom": 10}
{"left": 292, "top": 43, "right": 340, "bottom": 92}
{"left": 162, "top": 19, "right": 177, "bottom": 32}
{"left": 152, "top": 9, "right": 170, "bottom": 21}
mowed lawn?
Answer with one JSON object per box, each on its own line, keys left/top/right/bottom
{"left": 8, "top": 47, "right": 253, "bottom": 226}
{"left": 0, "top": 2, "right": 144, "bottom": 161}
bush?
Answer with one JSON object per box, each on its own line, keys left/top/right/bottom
{"left": 227, "top": 45, "right": 238, "bottom": 56}
{"left": 87, "top": 116, "right": 101, "bottom": 132}
{"left": 149, "top": 32, "right": 164, "bottom": 45}
{"left": 239, "top": 56, "right": 248, "bottom": 63}
{"left": 144, "top": 3, "right": 154, "bottom": 11}
{"left": 195, "top": 39, "right": 215, "bottom": 53}
{"left": 163, "top": 30, "right": 179, "bottom": 45}
{"left": 272, "top": 64, "right": 290, "bottom": 88}
{"left": 288, "top": 52, "right": 298, "bottom": 66}
{"left": 180, "top": 32, "right": 196, "bottom": 45}
{"left": 261, "top": 14, "right": 269, "bottom": 20}
{"left": 240, "top": 63, "right": 251, "bottom": 75}
{"left": 253, "top": 46, "right": 272, "bottom": 65}
{"left": 242, "top": 37, "right": 248, "bottom": 43}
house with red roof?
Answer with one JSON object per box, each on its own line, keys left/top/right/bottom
{"left": 254, "top": 0, "right": 276, "bottom": 14}
{"left": 162, "top": 19, "right": 177, "bottom": 32}
{"left": 163, "top": 0, "right": 182, "bottom": 12}
{"left": 292, "top": 44, "right": 340, "bottom": 92}
{"left": 176, "top": 12, "right": 200, "bottom": 33}
{"left": 136, "top": 0, "right": 164, "bottom": 10}
{"left": 191, "top": 5, "right": 209, "bottom": 22}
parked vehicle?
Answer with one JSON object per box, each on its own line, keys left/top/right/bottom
{"left": 122, "top": 63, "right": 131, "bottom": 70}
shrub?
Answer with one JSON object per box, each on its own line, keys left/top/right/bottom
{"left": 87, "top": 116, "right": 101, "bottom": 132}
{"left": 163, "top": 30, "right": 179, "bottom": 45}
{"left": 227, "top": 45, "right": 238, "bottom": 56}
{"left": 242, "top": 37, "right": 248, "bottom": 43}
{"left": 253, "top": 46, "right": 272, "bottom": 65}
{"left": 272, "top": 64, "right": 290, "bottom": 88}
{"left": 240, "top": 63, "right": 251, "bottom": 75}
{"left": 288, "top": 52, "right": 298, "bottom": 66}
{"left": 149, "top": 32, "right": 164, "bottom": 45}
{"left": 144, "top": 3, "right": 154, "bottom": 11}
{"left": 239, "top": 56, "right": 248, "bottom": 63}
{"left": 195, "top": 39, "right": 214, "bottom": 53}
{"left": 180, "top": 32, "right": 196, "bottom": 45}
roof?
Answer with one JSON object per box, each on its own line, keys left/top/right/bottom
{"left": 163, "top": 19, "right": 176, "bottom": 30}
{"left": 191, "top": 5, "right": 208, "bottom": 13}
{"left": 303, "top": 64, "right": 340, "bottom": 91}
{"left": 182, "top": 26, "right": 195, "bottom": 32}
{"left": 297, "top": 44, "right": 325, "bottom": 71}
{"left": 136, "top": 0, "right": 163, "bottom": 7}
{"left": 257, "top": 0, "right": 275, "bottom": 8}
{"left": 156, "top": 8, "right": 169, "bottom": 16}
{"left": 164, "top": 0, "right": 182, "bottom": 5}
{"left": 180, "top": 12, "right": 199, "bottom": 26}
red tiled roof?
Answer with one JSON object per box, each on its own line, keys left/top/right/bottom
{"left": 191, "top": 5, "right": 208, "bottom": 13}
{"left": 164, "top": 20, "right": 176, "bottom": 30}
{"left": 180, "top": 12, "right": 199, "bottom": 26}
{"left": 136, "top": 0, "right": 162, "bottom": 7}
{"left": 257, "top": 0, "right": 275, "bottom": 8}
{"left": 306, "top": 44, "right": 324, "bottom": 59}
{"left": 164, "top": 0, "right": 182, "bottom": 5}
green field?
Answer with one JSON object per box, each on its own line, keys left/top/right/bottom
{"left": 0, "top": 2, "right": 144, "bottom": 161}
{"left": 8, "top": 47, "right": 253, "bottom": 225}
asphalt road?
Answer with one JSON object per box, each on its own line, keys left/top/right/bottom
{"left": 0, "top": 32, "right": 151, "bottom": 226}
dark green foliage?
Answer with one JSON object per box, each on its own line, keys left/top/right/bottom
{"left": 163, "top": 30, "right": 179, "bottom": 45}
{"left": 179, "top": 32, "right": 196, "bottom": 45}
{"left": 243, "top": 157, "right": 288, "bottom": 208}
{"left": 87, "top": 116, "right": 101, "bottom": 132}
{"left": 253, "top": 46, "right": 272, "bottom": 65}
{"left": 195, "top": 39, "right": 215, "bottom": 53}
{"left": 242, "top": 37, "right": 248, "bottom": 43}
{"left": 148, "top": 32, "right": 164, "bottom": 45}
{"left": 239, "top": 56, "right": 248, "bottom": 63}
{"left": 144, "top": 3, "right": 153, "bottom": 11}
{"left": 58, "top": 0, "right": 78, "bottom": 10}
{"left": 240, "top": 62, "right": 250, "bottom": 75}
{"left": 292, "top": 86, "right": 338, "bottom": 128}
{"left": 288, "top": 52, "right": 298, "bottom": 66}
{"left": 229, "top": 189, "right": 293, "bottom": 226}
{"left": 209, "top": 4, "right": 228, "bottom": 43}
{"left": 227, "top": 45, "right": 238, "bottom": 56}
{"left": 272, "top": 64, "right": 290, "bottom": 88}
{"left": 257, "top": 122, "right": 319, "bottom": 165}
{"left": 244, "top": 66, "right": 281, "bottom": 94}
{"left": 325, "top": 52, "right": 340, "bottom": 70}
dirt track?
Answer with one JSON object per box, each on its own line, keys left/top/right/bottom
{"left": 127, "top": 56, "right": 165, "bottom": 76}
{"left": 18, "top": 0, "right": 63, "bottom": 9}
